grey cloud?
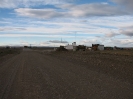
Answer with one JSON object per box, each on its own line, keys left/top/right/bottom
{"left": 119, "top": 26, "right": 133, "bottom": 36}
{"left": 15, "top": 3, "right": 130, "bottom": 19}
{"left": 49, "top": 40, "right": 68, "bottom": 43}
{"left": 0, "top": 27, "right": 26, "bottom": 31}
{"left": 105, "top": 32, "right": 120, "bottom": 37}
{"left": 14, "top": 28, "right": 27, "bottom": 30}
{"left": 55, "top": 4, "right": 75, "bottom": 9}
{"left": 39, "top": 42, "right": 50, "bottom": 45}
{"left": 81, "top": 37, "right": 133, "bottom": 47}
{"left": 111, "top": 39, "right": 133, "bottom": 46}
{"left": 15, "top": 8, "right": 64, "bottom": 19}
{"left": 0, "top": 27, "right": 13, "bottom": 31}
{"left": 111, "top": 0, "right": 133, "bottom": 10}
{"left": 80, "top": 20, "right": 88, "bottom": 23}
{"left": 81, "top": 39, "right": 103, "bottom": 45}
{"left": 120, "top": 30, "right": 133, "bottom": 36}
{"left": 0, "top": 0, "right": 74, "bottom": 8}
{"left": 68, "top": 3, "right": 129, "bottom": 17}
{"left": 0, "top": 29, "right": 6, "bottom": 31}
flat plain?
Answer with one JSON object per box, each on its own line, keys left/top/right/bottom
{"left": 0, "top": 49, "right": 133, "bottom": 99}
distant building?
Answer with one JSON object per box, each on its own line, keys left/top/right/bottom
{"left": 92, "top": 44, "right": 99, "bottom": 51}
{"left": 98, "top": 45, "right": 104, "bottom": 50}
{"left": 65, "top": 45, "right": 73, "bottom": 50}
{"left": 86, "top": 47, "right": 92, "bottom": 51}
{"left": 24, "top": 46, "right": 28, "bottom": 48}
{"left": 92, "top": 44, "right": 104, "bottom": 51}
{"left": 104, "top": 47, "right": 114, "bottom": 50}
{"left": 77, "top": 45, "right": 86, "bottom": 51}
{"left": 72, "top": 42, "right": 76, "bottom": 46}
{"left": 65, "top": 42, "right": 77, "bottom": 51}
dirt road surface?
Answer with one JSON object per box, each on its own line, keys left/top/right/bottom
{"left": 0, "top": 50, "right": 133, "bottom": 99}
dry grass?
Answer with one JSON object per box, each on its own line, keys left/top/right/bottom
{"left": 0, "top": 48, "right": 22, "bottom": 57}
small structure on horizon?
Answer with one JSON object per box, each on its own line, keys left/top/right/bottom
{"left": 56, "top": 46, "right": 68, "bottom": 51}
{"left": 104, "top": 47, "right": 114, "bottom": 50}
{"left": 77, "top": 45, "right": 86, "bottom": 51}
{"left": 92, "top": 44, "right": 99, "bottom": 51}
{"left": 65, "top": 42, "right": 77, "bottom": 51}
{"left": 92, "top": 44, "right": 104, "bottom": 51}
{"left": 98, "top": 45, "right": 104, "bottom": 51}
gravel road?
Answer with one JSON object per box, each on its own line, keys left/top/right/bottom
{"left": 0, "top": 50, "right": 133, "bottom": 99}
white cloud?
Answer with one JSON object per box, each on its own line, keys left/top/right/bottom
{"left": 1, "top": 15, "right": 133, "bottom": 38}
{"left": 20, "top": 41, "right": 29, "bottom": 45}
{"left": 15, "top": 8, "right": 64, "bottom": 19}
{"left": 110, "top": 38, "right": 133, "bottom": 47}
{"left": 0, "top": 20, "right": 106, "bottom": 35}
{"left": 79, "top": 38, "right": 103, "bottom": 46}
{"left": 78, "top": 36, "right": 133, "bottom": 47}
{"left": 0, "top": 0, "right": 74, "bottom": 8}
{"left": 0, "top": 32, "right": 75, "bottom": 38}
{"left": 39, "top": 41, "right": 67, "bottom": 47}
{"left": 65, "top": 3, "right": 129, "bottom": 17}
{"left": 0, "top": 27, "right": 26, "bottom": 31}
{"left": 14, "top": 3, "right": 130, "bottom": 19}
{"left": 0, "top": 21, "right": 11, "bottom": 24}
{"left": 1, "top": 1, "right": 133, "bottom": 47}
{"left": 0, "top": 15, "right": 133, "bottom": 40}
{"left": 101, "top": 2, "right": 109, "bottom": 5}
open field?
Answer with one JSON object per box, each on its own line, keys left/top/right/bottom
{"left": 50, "top": 50, "right": 133, "bottom": 83}
{"left": 0, "top": 48, "right": 22, "bottom": 56}
{"left": 30, "top": 47, "right": 55, "bottom": 51}
{"left": 0, "top": 49, "right": 133, "bottom": 99}
{"left": 0, "top": 48, "right": 22, "bottom": 64}
{"left": 100, "top": 50, "right": 133, "bottom": 56}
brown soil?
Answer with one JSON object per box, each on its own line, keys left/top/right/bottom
{"left": 0, "top": 50, "right": 133, "bottom": 99}
{"left": 50, "top": 51, "right": 133, "bottom": 84}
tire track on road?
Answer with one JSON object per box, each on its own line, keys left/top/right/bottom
{"left": 35, "top": 52, "right": 91, "bottom": 99}
{"left": 0, "top": 55, "right": 20, "bottom": 75}
{"left": 24, "top": 52, "right": 63, "bottom": 99}
{"left": 0, "top": 54, "right": 24, "bottom": 99}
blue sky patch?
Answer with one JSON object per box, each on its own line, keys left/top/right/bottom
{"left": 0, "top": 0, "right": 133, "bottom": 47}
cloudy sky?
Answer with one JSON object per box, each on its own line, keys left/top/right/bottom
{"left": 0, "top": 0, "right": 133, "bottom": 47}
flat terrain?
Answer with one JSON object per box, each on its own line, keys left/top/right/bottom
{"left": 0, "top": 49, "right": 133, "bottom": 99}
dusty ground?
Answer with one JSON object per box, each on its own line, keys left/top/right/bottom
{"left": 50, "top": 51, "right": 133, "bottom": 84}
{"left": 0, "top": 49, "right": 133, "bottom": 99}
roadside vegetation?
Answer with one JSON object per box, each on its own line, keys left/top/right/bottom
{"left": 0, "top": 47, "right": 22, "bottom": 57}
